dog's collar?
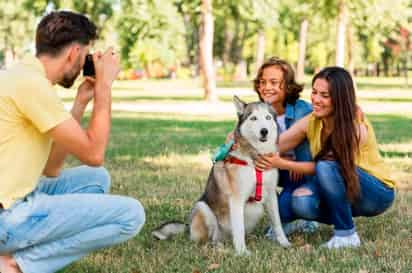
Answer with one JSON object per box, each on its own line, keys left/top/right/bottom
{"left": 224, "top": 156, "right": 263, "bottom": 202}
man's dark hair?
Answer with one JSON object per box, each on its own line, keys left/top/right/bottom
{"left": 36, "top": 11, "right": 97, "bottom": 56}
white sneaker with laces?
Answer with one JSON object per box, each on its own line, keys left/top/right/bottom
{"left": 322, "top": 232, "right": 361, "bottom": 249}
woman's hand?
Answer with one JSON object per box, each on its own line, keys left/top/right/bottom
{"left": 289, "top": 171, "right": 304, "bottom": 182}
{"left": 255, "top": 152, "right": 284, "bottom": 171}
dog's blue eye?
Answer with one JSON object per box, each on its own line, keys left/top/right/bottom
{"left": 266, "top": 115, "right": 272, "bottom": 120}
{"left": 250, "top": 116, "right": 257, "bottom": 121}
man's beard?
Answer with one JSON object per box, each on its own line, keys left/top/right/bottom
{"left": 58, "top": 58, "right": 81, "bottom": 88}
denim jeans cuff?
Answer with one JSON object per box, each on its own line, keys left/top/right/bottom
{"left": 334, "top": 227, "right": 356, "bottom": 237}
{"left": 14, "top": 253, "right": 32, "bottom": 273}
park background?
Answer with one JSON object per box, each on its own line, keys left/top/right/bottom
{"left": 1, "top": 0, "right": 412, "bottom": 272}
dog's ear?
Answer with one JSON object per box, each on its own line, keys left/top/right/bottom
{"left": 233, "top": 95, "right": 246, "bottom": 116}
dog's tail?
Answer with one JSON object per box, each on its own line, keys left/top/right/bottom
{"left": 152, "top": 221, "right": 188, "bottom": 240}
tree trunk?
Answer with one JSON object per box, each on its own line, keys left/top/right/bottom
{"left": 4, "top": 35, "right": 16, "bottom": 69}
{"left": 347, "top": 22, "right": 354, "bottom": 75}
{"left": 296, "top": 19, "right": 308, "bottom": 82}
{"left": 232, "top": 22, "right": 248, "bottom": 81}
{"left": 222, "top": 18, "right": 233, "bottom": 68}
{"left": 255, "top": 29, "right": 265, "bottom": 73}
{"left": 199, "top": 0, "right": 217, "bottom": 102}
{"left": 336, "top": 0, "right": 347, "bottom": 67}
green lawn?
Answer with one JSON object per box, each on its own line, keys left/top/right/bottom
{"left": 61, "top": 79, "right": 412, "bottom": 273}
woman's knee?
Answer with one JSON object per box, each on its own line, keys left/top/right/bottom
{"left": 315, "top": 161, "right": 339, "bottom": 180}
{"left": 291, "top": 189, "right": 319, "bottom": 220}
{"left": 315, "top": 161, "right": 347, "bottom": 197}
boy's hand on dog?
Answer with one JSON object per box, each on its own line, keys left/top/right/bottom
{"left": 255, "top": 152, "right": 284, "bottom": 171}
{"left": 225, "top": 131, "right": 239, "bottom": 150}
{"left": 356, "top": 105, "right": 365, "bottom": 122}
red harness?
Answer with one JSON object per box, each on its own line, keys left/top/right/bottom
{"left": 224, "top": 156, "right": 263, "bottom": 202}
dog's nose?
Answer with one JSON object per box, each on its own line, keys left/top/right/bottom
{"left": 260, "top": 128, "right": 268, "bottom": 137}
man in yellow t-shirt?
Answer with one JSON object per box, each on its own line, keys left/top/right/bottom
{"left": 0, "top": 11, "right": 144, "bottom": 273}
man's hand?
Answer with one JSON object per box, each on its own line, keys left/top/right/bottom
{"left": 93, "top": 47, "right": 120, "bottom": 87}
{"left": 75, "top": 76, "right": 95, "bottom": 106}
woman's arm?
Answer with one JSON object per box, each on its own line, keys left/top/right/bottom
{"left": 255, "top": 153, "right": 316, "bottom": 175}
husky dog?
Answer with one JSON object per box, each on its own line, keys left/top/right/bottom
{"left": 152, "top": 96, "right": 291, "bottom": 255}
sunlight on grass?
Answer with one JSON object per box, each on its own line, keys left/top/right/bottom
{"left": 142, "top": 151, "right": 212, "bottom": 170}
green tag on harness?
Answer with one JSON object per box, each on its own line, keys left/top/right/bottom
{"left": 211, "top": 139, "right": 235, "bottom": 163}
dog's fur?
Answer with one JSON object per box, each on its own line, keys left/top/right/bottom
{"left": 152, "top": 96, "right": 291, "bottom": 255}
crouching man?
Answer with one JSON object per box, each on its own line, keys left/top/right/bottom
{"left": 0, "top": 11, "right": 145, "bottom": 273}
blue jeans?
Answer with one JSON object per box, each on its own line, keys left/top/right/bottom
{"left": 290, "top": 161, "right": 395, "bottom": 236}
{"left": 278, "top": 170, "right": 308, "bottom": 223}
{"left": 0, "top": 166, "right": 145, "bottom": 273}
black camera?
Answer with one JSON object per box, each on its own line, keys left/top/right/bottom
{"left": 83, "top": 54, "right": 95, "bottom": 77}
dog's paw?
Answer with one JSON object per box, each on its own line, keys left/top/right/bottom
{"left": 235, "top": 248, "right": 251, "bottom": 256}
{"left": 278, "top": 237, "right": 292, "bottom": 248}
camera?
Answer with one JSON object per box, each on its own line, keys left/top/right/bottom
{"left": 83, "top": 54, "right": 95, "bottom": 77}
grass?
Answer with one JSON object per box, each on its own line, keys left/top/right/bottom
{"left": 60, "top": 78, "right": 412, "bottom": 273}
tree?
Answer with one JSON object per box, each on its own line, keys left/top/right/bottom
{"left": 335, "top": 0, "right": 347, "bottom": 67}
{"left": 24, "top": 0, "right": 114, "bottom": 29}
{"left": 277, "top": 0, "right": 315, "bottom": 82}
{"left": 117, "top": 0, "right": 186, "bottom": 76}
{"left": 255, "top": 30, "right": 265, "bottom": 72}
{"left": 0, "top": 1, "right": 36, "bottom": 67}
{"left": 199, "top": 0, "right": 217, "bottom": 102}
{"left": 174, "top": 0, "right": 201, "bottom": 70}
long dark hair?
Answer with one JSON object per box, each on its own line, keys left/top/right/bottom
{"left": 253, "top": 57, "right": 303, "bottom": 106}
{"left": 313, "top": 67, "right": 360, "bottom": 202}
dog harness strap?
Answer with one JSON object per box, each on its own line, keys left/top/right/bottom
{"left": 254, "top": 169, "right": 263, "bottom": 201}
{"left": 225, "top": 157, "right": 248, "bottom": 166}
{"left": 224, "top": 156, "right": 263, "bottom": 202}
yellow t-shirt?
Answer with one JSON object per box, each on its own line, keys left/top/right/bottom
{"left": 0, "top": 56, "right": 71, "bottom": 209}
{"left": 306, "top": 113, "right": 396, "bottom": 188}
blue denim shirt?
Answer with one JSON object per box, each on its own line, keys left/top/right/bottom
{"left": 284, "top": 99, "right": 312, "bottom": 162}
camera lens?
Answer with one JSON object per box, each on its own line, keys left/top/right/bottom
{"left": 83, "top": 54, "right": 95, "bottom": 77}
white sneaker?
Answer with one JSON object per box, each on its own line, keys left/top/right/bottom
{"left": 322, "top": 232, "right": 361, "bottom": 249}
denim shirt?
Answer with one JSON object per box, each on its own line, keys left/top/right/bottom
{"left": 284, "top": 99, "right": 312, "bottom": 162}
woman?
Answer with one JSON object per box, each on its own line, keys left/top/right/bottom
{"left": 256, "top": 66, "right": 395, "bottom": 248}
{"left": 251, "top": 57, "right": 318, "bottom": 235}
